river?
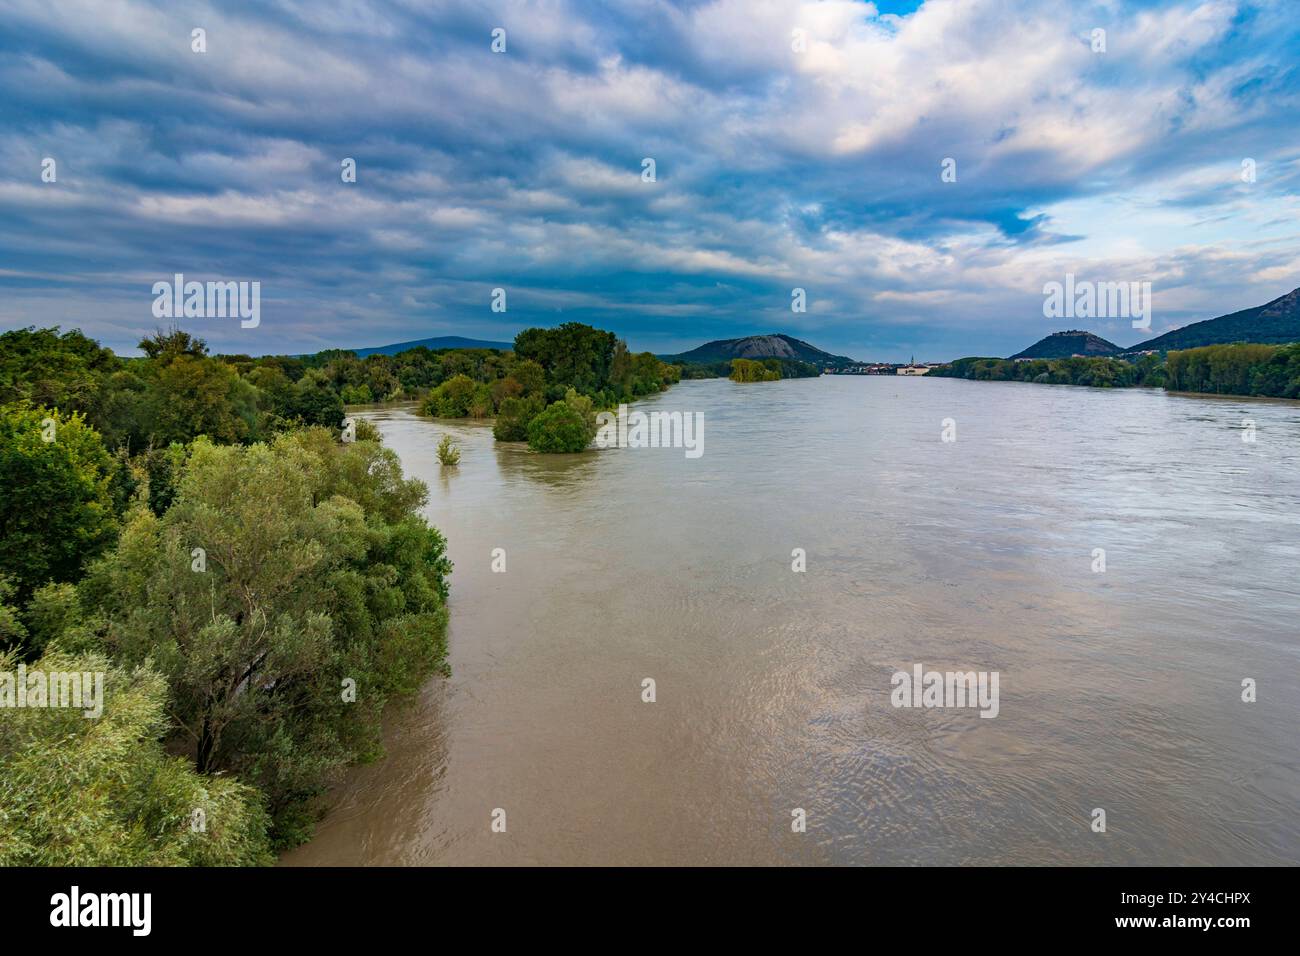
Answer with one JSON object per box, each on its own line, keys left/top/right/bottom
{"left": 282, "top": 376, "right": 1300, "bottom": 865}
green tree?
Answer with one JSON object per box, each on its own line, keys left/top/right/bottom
{"left": 0, "top": 577, "right": 26, "bottom": 648}
{"left": 78, "top": 429, "right": 451, "bottom": 845}
{"left": 730, "top": 358, "right": 780, "bottom": 382}
{"left": 527, "top": 400, "right": 592, "bottom": 452}
{"left": 422, "top": 374, "right": 478, "bottom": 417}
{"left": 493, "top": 395, "right": 544, "bottom": 441}
{"left": 0, "top": 405, "right": 117, "bottom": 605}
{"left": 561, "top": 387, "right": 597, "bottom": 435}
{"left": 1248, "top": 342, "right": 1300, "bottom": 397}
{"left": 288, "top": 368, "right": 346, "bottom": 429}
{"left": 513, "top": 323, "right": 616, "bottom": 395}
{"left": 138, "top": 328, "right": 209, "bottom": 361}
{"left": 140, "top": 354, "right": 261, "bottom": 445}
{"left": 510, "top": 359, "right": 546, "bottom": 397}
{"left": 0, "top": 327, "right": 120, "bottom": 416}
{"left": 340, "top": 383, "right": 374, "bottom": 404}
{"left": 468, "top": 383, "right": 494, "bottom": 418}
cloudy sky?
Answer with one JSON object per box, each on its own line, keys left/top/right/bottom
{"left": 1, "top": 0, "right": 1298, "bottom": 361}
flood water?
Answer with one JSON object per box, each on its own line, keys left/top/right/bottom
{"left": 283, "top": 376, "right": 1300, "bottom": 866}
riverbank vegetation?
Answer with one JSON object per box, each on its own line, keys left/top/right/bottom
{"left": 932, "top": 354, "right": 1163, "bottom": 388}
{"left": 933, "top": 342, "right": 1300, "bottom": 398}
{"left": 1164, "top": 343, "right": 1300, "bottom": 396}
{"left": 729, "top": 358, "right": 783, "bottom": 382}
{"left": 682, "top": 357, "right": 818, "bottom": 380}
{"left": 1, "top": 326, "right": 452, "bottom": 864}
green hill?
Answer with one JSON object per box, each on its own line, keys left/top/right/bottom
{"left": 661, "top": 333, "right": 857, "bottom": 368}
{"left": 1010, "top": 330, "right": 1122, "bottom": 360}
{"left": 1123, "top": 286, "right": 1300, "bottom": 353}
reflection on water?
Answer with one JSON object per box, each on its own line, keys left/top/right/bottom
{"left": 283, "top": 377, "right": 1300, "bottom": 866}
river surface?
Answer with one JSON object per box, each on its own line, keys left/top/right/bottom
{"left": 283, "top": 376, "right": 1300, "bottom": 866}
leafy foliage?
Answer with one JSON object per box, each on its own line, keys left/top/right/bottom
{"left": 0, "top": 329, "right": 459, "bottom": 862}
{"left": 933, "top": 355, "right": 1153, "bottom": 388}
{"left": 527, "top": 398, "right": 593, "bottom": 453}
{"left": 0, "top": 327, "right": 120, "bottom": 414}
{"left": 436, "top": 434, "right": 461, "bottom": 465}
{"left": 1164, "top": 343, "right": 1298, "bottom": 396}
{"left": 0, "top": 404, "right": 118, "bottom": 604}
{"left": 514, "top": 322, "right": 617, "bottom": 396}
{"left": 423, "top": 374, "right": 481, "bottom": 417}
{"left": 493, "top": 395, "right": 545, "bottom": 441}
{"left": 77, "top": 430, "right": 450, "bottom": 844}
{"left": 934, "top": 342, "right": 1300, "bottom": 398}
{"left": 681, "top": 357, "right": 818, "bottom": 379}
{"left": 729, "top": 358, "right": 782, "bottom": 382}
{"left": 0, "top": 647, "right": 273, "bottom": 866}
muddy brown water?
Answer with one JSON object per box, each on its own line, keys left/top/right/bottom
{"left": 282, "top": 377, "right": 1300, "bottom": 865}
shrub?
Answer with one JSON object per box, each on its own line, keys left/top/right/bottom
{"left": 436, "top": 434, "right": 461, "bottom": 465}
{"left": 526, "top": 401, "right": 592, "bottom": 453}
{"left": 493, "top": 395, "right": 544, "bottom": 442}
{"left": 468, "top": 383, "right": 494, "bottom": 419}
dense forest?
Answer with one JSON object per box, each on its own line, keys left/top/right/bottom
{"left": 0, "top": 320, "right": 678, "bottom": 863}
{"left": 932, "top": 342, "right": 1300, "bottom": 398}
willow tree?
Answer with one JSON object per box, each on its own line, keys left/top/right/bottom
{"left": 0, "top": 647, "right": 273, "bottom": 866}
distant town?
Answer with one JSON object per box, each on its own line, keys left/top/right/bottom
{"left": 824, "top": 358, "right": 942, "bottom": 376}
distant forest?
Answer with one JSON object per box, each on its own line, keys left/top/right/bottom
{"left": 933, "top": 342, "right": 1300, "bottom": 398}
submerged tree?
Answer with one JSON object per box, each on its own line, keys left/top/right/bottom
{"left": 437, "top": 434, "right": 461, "bottom": 466}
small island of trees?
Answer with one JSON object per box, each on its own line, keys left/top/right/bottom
{"left": 728, "top": 358, "right": 782, "bottom": 382}
{"left": 418, "top": 322, "right": 681, "bottom": 453}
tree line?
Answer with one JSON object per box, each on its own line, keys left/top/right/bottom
{"left": 681, "top": 357, "right": 819, "bottom": 380}
{"left": 932, "top": 342, "right": 1300, "bottom": 398}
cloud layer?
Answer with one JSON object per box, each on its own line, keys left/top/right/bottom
{"left": 1, "top": 0, "right": 1298, "bottom": 360}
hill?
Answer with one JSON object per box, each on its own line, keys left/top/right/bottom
{"left": 1123, "top": 286, "right": 1300, "bottom": 354}
{"left": 351, "top": 335, "right": 512, "bottom": 357}
{"left": 661, "top": 333, "right": 858, "bottom": 368}
{"left": 1010, "top": 330, "right": 1121, "bottom": 360}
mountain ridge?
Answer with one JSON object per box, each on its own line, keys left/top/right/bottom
{"left": 1006, "top": 286, "right": 1300, "bottom": 360}
{"left": 350, "top": 335, "right": 513, "bottom": 356}
{"left": 1121, "top": 286, "right": 1300, "bottom": 353}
